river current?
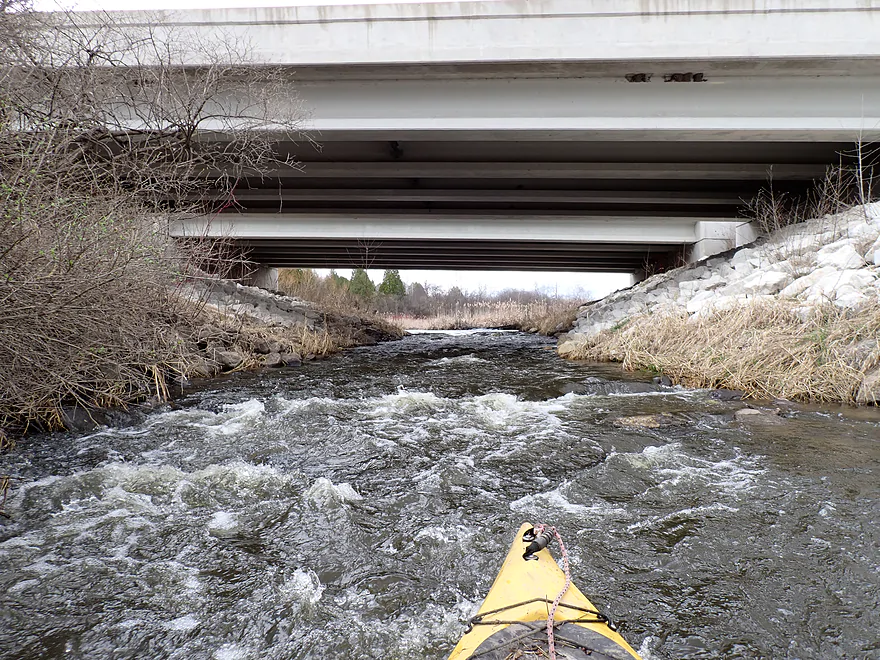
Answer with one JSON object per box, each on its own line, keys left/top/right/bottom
{"left": 1, "top": 331, "right": 878, "bottom": 659}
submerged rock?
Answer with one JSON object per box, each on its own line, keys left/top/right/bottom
{"left": 60, "top": 406, "right": 106, "bottom": 432}
{"left": 215, "top": 350, "right": 244, "bottom": 370}
{"left": 281, "top": 352, "right": 302, "bottom": 367}
{"left": 711, "top": 389, "right": 744, "bottom": 401}
{"left": 264, "top": 352, "right": 284, "bottom": 368}
{"left": 856, "top": 367, "right": 880, "bottom": 405}
{"left": 734, "top": 408, "right": 783, "bottom": 424}
{"left": 190, "top": 358, "right": 220, "bottom": 379}
{"left": 612, "top": 413, "right": 687, "bottom": 429}
{"left": 252, "top": 338, "right": 283, "bottom": 355}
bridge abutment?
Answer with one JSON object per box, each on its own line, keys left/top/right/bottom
{"left": 690, "top": 221, "right": 760, "bottom": 263}
{"left": 244, "top": 266, "right": 280, "bottom": 292}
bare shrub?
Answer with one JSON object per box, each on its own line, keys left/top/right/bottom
{"left": 0, "top": 4, "right": 306, "bottom": 431}
{"left": 747, "top": 149, "right": 878, "bottom": 236}
{"left": 0, "top": 191, "right": 200, "bottom": 429}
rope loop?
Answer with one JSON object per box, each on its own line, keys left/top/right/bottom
{"left": 533, "top": 523, "right": 571, "bottom": 660}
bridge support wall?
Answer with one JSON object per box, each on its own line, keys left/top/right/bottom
{"left": 690, "top": 221, "right": 759, "bottom": 263}
{"left": 245, "top": 266, "right": 279, "bottom": 292}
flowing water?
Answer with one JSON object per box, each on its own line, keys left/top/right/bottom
{"left": 1, "top": 331, "right": 879, "bottom": 660}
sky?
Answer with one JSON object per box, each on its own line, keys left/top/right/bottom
{"left": 324, "top": 269, "right": 631, "bottom": 299}
{"left": 31, "top": 0, "right": 634, "bottom": 297}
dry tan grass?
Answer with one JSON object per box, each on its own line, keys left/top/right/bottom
{"left": 195, "top": 302, "right": 404, "bottom": 374}
{"left": 563, "top": 299, "right": 880, "bottom": 403}
{"left": 533, "top": 307, "right": 580, "bottom": 335}
{"left": 278, "top": 269, "right": 371, "bottom": 316}
{"left": 392, "top": 300, "right": 579, "bottom": 333}
{"left": 195, "top": 308, "right": 343, "bottom": 362}
{"left": 296, "top": 326, "right": 342, "bottom": 357}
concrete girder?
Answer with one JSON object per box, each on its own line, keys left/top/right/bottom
{"left": 87, "top": 3, "right": 880, "bottom": 70}
{"left": 171, "top": 213, "right": 697, "bottom": 272}
{"left": 169, "top": 213, "right": 708, "bottom": 244}
{"left": 292, "top": 76, "right": 880, "bottom": 142}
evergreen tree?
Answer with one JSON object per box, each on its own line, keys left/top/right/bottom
{"left": 328, "top": 269, "right": 350, "bottom": 290}
{"left": 349, "top": 268, "right": 376, "bottom": 297}
{"left": 378, "top": 269, "right": 406, "bottom": 297}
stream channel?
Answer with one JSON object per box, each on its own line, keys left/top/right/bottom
{"left": 1, "top": 330, "right": 878, "bottom": 659}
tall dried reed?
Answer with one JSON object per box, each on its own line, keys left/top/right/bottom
{"left": 564, "top": 299, "right": 880, "bottom": 403}
{"left": 393, "top": 299, "right": 578, "bottom": 332}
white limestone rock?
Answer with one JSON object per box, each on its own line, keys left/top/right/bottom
{"left": 779, "top": 267, "right": 839, "bottom": 298}
{"left": 716, "top": 263, "right": 735, "bottom": 279}
{"left": 816, "top": 242, "right": 867, "bottom": 270}
{"left": 834, "top": 286, "right": 869, "bottom": 309}
{"left": 678, "top": 279, "right": 705, "bottom": 295}
{"left": 865, "top": 236, "right": 880, "bottom": 265}
{"left": 701, "top": 273, "right": 727, "bottom": 291}
{"left": 845, "top": 219, "right": 880, "bottom": 244}
{"left": 688, "top": 265, "right": 708, "bottom": 280}
{"left": 732, "top": 261, "right": 755, "bottom": 275}
{"left": 729, "top": 248, "right": 755, "bottom": 267}
{"left": 685, "top": 290, "right": 719, "bottom": 314}
{"left": 803, "top": 269, "right": 877, "bottom": 303}
{"left": 791, "top": 306, "right": 815, "bottom": 322}
{"left": 737, "top": 270, "right": 793, "bottom": 295}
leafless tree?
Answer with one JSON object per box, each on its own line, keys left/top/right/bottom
{"left": 0, "top": 2, "right": 308, "bottom": 430}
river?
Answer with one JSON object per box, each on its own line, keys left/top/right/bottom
{"left": 1, "top": 331, "right": 878, "bottom": 659}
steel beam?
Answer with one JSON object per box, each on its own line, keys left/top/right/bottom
{"left": 211, "top": 162, "right": 824, "bottom": 180}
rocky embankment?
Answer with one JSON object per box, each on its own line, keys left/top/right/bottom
{"left": 57, "top": 280, "right": 405, "bottom": 433}
{"left": 559, "top": 203, "right": 880, "bottom": 404}
{"left": 180, "top": 278, "right": 405, "bottom": 378}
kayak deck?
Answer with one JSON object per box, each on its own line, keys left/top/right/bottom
{"left": 448, "top": 523, "right": 642, "bottom": 660}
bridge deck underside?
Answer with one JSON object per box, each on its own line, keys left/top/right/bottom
{"left": 185, "top": 139, "right": 854, "bottom": 272}
{"left": 230, "top": 238, "right": 682, "bottom": 272}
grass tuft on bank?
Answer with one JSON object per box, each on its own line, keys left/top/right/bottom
{"left": 393, "top": 300, "right": 579, "bottom": 333}
{"left": 562, "top": 299, "right": 880, "bottom": 403}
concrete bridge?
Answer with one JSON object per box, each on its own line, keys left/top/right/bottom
{"left": 121, "top": 0, "right": 880, "bottom": 276}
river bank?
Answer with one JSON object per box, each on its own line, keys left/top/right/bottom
{"left": 559, "top": 203, "right": 880, "bottom": 405}
{"left": 2, "top": 279, "right": 404, "bottom": 436}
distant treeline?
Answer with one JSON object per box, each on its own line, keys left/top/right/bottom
{"left": 277, "top": 268, "right": 588, "bottom": 316}
{"left": 276, "top": 268, "right": 586, "bottom": 332}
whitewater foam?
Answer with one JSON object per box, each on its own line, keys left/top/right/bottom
{"left": 279, "top": 568, "right": 324, "bottom": 606}
{"left": 626, "top": 503, "right": 740, "bottom": 533}
{"left": 165, "top": 614, "right": 199, "bottom": 631}
{"left": 304, "top": 477, "right": 363, "bottom": 507}
{"left": 511, "top": 481, "right": 627, "bottom": 518}
{"left": 614, "top": 443, "right": 765, "bottom": 496}
{"left": 207, "top": 511, "right": 239, "bottom": 536}
{"left": 428, "top": 354, "right": 488, "bottom": 366}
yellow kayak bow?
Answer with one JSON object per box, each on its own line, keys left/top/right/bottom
{"left": 448, "top": 523, "right": 642, "bottom": 660}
